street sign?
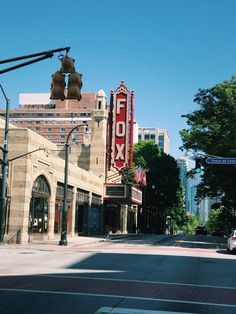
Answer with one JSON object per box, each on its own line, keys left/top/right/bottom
{"left": 206, "top": 157, "right": 236, "bottom": 165}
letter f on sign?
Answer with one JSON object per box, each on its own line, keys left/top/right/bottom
{"left": 116, "top": 99, "right": 126, "bottom": 114}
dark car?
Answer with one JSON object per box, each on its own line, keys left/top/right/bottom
{"left": 195, "top": 226, "right": 207, "bottom": 235}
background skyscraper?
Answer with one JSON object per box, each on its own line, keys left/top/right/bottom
{"left": 138, "top": 127, "right": 169, "bottom": 154}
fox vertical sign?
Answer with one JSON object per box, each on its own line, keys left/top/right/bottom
{"left": 111, "top": 81, "right": 130, "bottom": 172}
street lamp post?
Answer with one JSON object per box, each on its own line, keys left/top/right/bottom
{"left": 0, "top": 84, "right": 9, "bottom": 244}
{"left": 59, "top": 123, "right": 88, "bottom": 246}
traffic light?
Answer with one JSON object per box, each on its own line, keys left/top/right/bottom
{"left": 60, "top": 55, "right": 75, "bottom": 73}
{"left": 50, "top": 71, "right": 66, "bottom": 100}
{"left": 67, "top": 72, "right": 82, "bottom": 100}
{"left": 195, "top": 157, "right": 205, "bottom": 173}
{"left": 50, "top": 54, "right": 83, "bottom": 101}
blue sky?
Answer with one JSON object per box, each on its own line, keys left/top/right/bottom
{"left": 1, "top": 0, "right": 236, "bottom": 158}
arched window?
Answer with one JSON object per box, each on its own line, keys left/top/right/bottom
{"left": 32, "top": 175, "right": 50, "bottom": 196}
{"left": 30, "top": 175, "right": 50, "bottom": 234}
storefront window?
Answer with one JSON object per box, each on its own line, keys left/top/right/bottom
{"left": 29, "top": 175, "right": 50, "bottom": 234}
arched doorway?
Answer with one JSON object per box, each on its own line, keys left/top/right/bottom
{"left": 29, "top": 175, "right": 51, "bottom": 234}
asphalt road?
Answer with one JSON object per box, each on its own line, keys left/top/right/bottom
{"left": 0, "top": 234, "right": 236, "bottom": 314}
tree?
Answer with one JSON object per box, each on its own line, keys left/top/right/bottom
{"left": 133, "top": 141, "right": 185, "bottom": 233}
{"left": 133, "top": 140, "right": 161, "bottom": 170}
{"left": 207, "top": 206, "right": 236, "bottom": 235}
{"left": 182, "top": 214, "right": 201, "bottom": 235}
{"left": 180, "top": 77, "right": 236, "bottom": 224}
{"left": 169, "top": 184, "right": 186, "bottom": 233}
{"left": 121, "top": 167, "right": 137, "bottom": 186}
{"left": 206, "top": 207, "right": 224, "bottom": 234}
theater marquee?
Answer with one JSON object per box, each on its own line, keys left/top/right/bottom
{"left": 104, "top": 184, "right": 142, "bottom": 205}
{"left": 111, "top": 81, "right": 130, "bottom": 172}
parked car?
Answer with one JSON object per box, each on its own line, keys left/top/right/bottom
{"left": 227, "top": 230, "right": 236, "bottom": 253}
{"left": 212, "top": 228, "right": 224, "bottom": 237}
{"left": 195, "top": 225, "right": 207, "bottom": 235}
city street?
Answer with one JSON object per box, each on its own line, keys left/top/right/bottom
{"left": 0, "top": 234, "right": 236, "bottom": 314}
{"left": 1, "top": 2, "right": 236, "bottom": 314}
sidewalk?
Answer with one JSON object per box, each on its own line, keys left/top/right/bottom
{"left": 1, "top": 233, "right": 173, "bottom": 250}
{"left": 30, "top": 233, "right": 172, "bottom": 246}
{"left": 30, "top": 233, "right": 141, "bottom": 247}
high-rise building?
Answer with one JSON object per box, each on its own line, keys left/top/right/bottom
{"left": 138, "top": 127, "right": 169, "bottom": 154}
{"left": 187, "top": 175, "right": 200, "bottom": 216}
{"left": 187, "top": 172, "right": 217, "bottom": 224}
{"left": 177, "top": 156, "right": 190, "bottom": 212}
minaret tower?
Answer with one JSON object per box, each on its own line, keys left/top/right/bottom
{"left": 89, "top": 89, "right": 108, "bottom": 179}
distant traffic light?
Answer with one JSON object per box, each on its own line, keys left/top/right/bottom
{"left": 195, "top": 157, "right": 205, "bottom": 173}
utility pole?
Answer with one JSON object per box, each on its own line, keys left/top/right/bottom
{"left": 0, "top": 84, "right": 9, "bottom": 244}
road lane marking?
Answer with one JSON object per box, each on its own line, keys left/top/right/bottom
{"left": 174, "top": 240, "right": 183, "bottom": 247}
{"left": 174, "top": 235, "right": 188, "bottom": 247}
{"left": 1, "top": 288, "right": 236, "bottom": 309}
{"left": 177, "top": 240, "right": 222, "bottom": 245}
{"left": 95, "top": 307, "right": 192, "bottom": 313}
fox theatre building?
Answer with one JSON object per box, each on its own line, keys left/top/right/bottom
{"left": 104, "top": 81, "right": 142, "bottom": 234}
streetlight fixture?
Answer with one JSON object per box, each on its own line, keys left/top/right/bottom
{"left": 59, "top": 123, "right": 88, "bottom": 246}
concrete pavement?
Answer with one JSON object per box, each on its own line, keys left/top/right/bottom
{"left": 1, "top": 233, "right": 173, "bottom": 252}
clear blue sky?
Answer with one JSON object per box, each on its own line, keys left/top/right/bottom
{"left": 1, "top": 0, "right": 236, "bottom": 158}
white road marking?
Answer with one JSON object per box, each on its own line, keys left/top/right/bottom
{"left": 0, "top": 288, "right": 236, "bottom": 309}
{"left": 95, "top": 306, "right": 192, "bottom": 313}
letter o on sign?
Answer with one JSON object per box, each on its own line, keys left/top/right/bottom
{"left": 116, "top": 121, "right": 125, "bottom": 137}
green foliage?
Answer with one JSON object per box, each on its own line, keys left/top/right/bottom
{"left": 133, "top": 140, "right": 162, "bottom": 170}
{"left": 167, "top": 185, "right": 186, "bottom": 233}
{"left": 180, "top": 77, "right": 236, "bottom": 216}
{"left": 206, "top": 207, "right": 236, "bottom": 235}
{"left": 133, "top": 141, "right": 185, "bottom": 233}
{"left": 121, "top": 167, "right": 137, "bottom": 186}
{"left": 206, "top": 207, "right": 225, "bottom": 234}
{"left": 182, "top": 214, "right": 201, "bottom": 235}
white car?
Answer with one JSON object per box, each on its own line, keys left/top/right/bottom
{"left": 227, "top": 230, "right": 236, "bottom": 253}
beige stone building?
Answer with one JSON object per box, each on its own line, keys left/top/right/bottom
{"left": 0, "top": 93, "right": 107, "bottom": 243}
{"left": 0, "top": 116, "right": 105, "bottom": 244}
